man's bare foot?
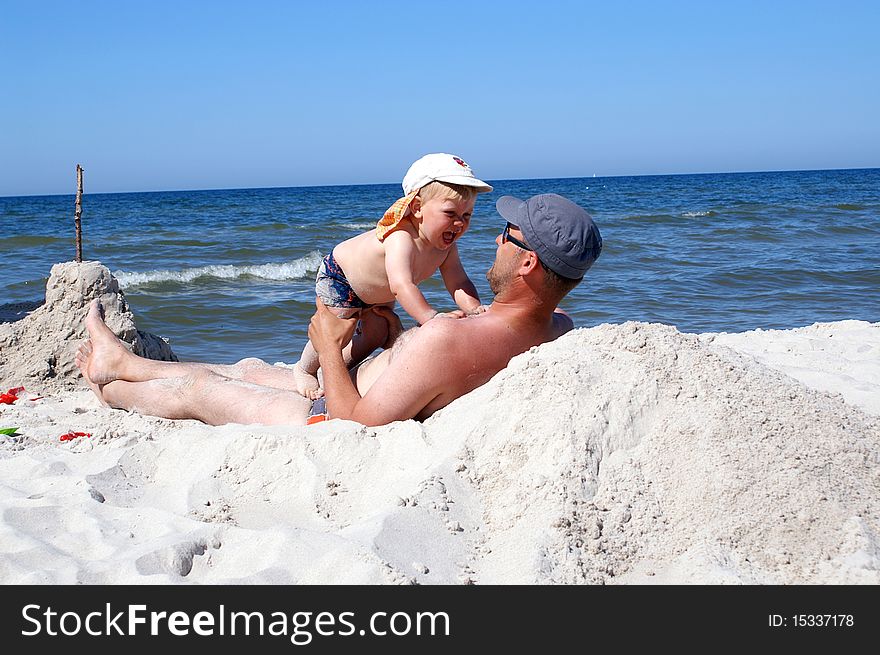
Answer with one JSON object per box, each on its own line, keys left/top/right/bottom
{"left": 293, "top": 362, "right": 324, "bottom": 400}
{"left": 75, "top": 339, "right": 109, "bottom": 407}
{"left": 79, "top": 299, "right": 136, "bottom": 386}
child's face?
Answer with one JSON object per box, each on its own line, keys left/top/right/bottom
{"left": 416, "top": 195, "right": 476, "bottom": 250}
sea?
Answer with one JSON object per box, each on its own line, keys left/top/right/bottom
{"left": 2, "top": 168, "right": 879, "bottom": 365}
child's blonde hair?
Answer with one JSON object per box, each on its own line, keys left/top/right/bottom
{"left": 417, "top": 181, "right": 478, "bottom": 205}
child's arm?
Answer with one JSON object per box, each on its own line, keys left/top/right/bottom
{"left": 383, "top": 230, "right": 439, "bottom": 325}
{"left": 439, "top": 245, "right": 483, "bottom": 314}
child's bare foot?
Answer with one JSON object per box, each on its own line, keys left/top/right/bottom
{"left": 293, "top": 362, "right": 324, "bottom": 400}
{"left": 79, "top": 299, "right": 136, "bottom": 386}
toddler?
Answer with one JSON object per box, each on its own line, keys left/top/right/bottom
{"left": 294, "top": 153, "right": 492, "bottom": 398}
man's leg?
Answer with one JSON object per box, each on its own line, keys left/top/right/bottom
{"left": 100, "top": 371, "right": 311, "bottom": 426}
{"left": 75, "top": 299, "right": 393, "bottom": 425}
{"left": 77, "top": 300, "right": 301, "bottom": 390}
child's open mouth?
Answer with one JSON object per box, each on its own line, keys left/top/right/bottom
{"left": 442, "top": 230, "right": 457, "bottom": 245}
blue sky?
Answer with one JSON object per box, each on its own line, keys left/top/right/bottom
{"left": 2, "top": 0, "right": 878, "bottom": 196}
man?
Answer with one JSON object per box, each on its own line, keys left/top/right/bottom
{"left": 77, "top": 194, "right": 602, "bottom": 427}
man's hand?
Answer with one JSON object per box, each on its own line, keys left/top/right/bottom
{"left": 308, "top": 298, "right": 359, "bottom": 357}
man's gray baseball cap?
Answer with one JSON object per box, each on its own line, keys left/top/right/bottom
{"left": 496, "top": 193, "right": 603, "bottom": 279}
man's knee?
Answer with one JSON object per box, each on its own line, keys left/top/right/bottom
{"left": 235, "top": 357, "right": 269, "bottom": 371}
{"left": 180, "top": 369, "right": 231, "bottom": 398}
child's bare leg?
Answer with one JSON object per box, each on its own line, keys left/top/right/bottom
{"left": 344, "top": 305, "right": 393, "bottom": 367}
{"left": 293, "top": 340, "right": 323, "bottom": 400}
{"left": 293, "top": 306, "right": 362, "bottom": 399}
{"left": 370, "top": 304, "right": 405, "bottom": 349}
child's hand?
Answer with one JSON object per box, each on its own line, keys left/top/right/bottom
{"left": 434, "top": 310, "right": 467, "bottom": 320}
{"left": 466, "top": 304, "right": 488, "bottom": 316}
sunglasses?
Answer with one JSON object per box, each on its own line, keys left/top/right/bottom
{"left": 502, "top": 222, "right": 533, "bottom": 251}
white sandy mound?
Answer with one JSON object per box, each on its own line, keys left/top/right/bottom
{"left": 703, "top": 321, "right": 880, "bottom": 417}
{"left": 1, "top": 315, "right": 878, "bottom": 584}
{"left": 0, "top": 261, "right": 176, "bottom": 391}
{"left": 433, "top": 323, "right": 879, "bottom": 584}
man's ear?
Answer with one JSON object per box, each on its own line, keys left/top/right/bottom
{"left": 519, "top": 252, "right": 548, "bottom": 297}
{"left": 518, "top": 250, "right": 540, "bottom": 276}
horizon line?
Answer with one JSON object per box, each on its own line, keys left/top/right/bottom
{"left": 3, "top": 165, "right": 878, "bottom": 200}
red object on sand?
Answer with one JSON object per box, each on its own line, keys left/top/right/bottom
{"left": 59, "top": 431, "right": 92, "bottom": 442}
{"left": 0, "top": 387, "right": 26, "bottom": 405}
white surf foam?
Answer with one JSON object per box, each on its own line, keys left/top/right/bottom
{"left": 114, "top": 251, "right": 324, "bottom": 288}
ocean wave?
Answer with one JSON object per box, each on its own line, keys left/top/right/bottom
{"left": 337, "top": 222, "right": 377, "bottom": 230}
{"left": 681, "top": 210, "right": 717, "bottom": 218}
{"left": 238, "top": 220, "right": 377, "bottom": 232}
{"left": 114, "top": 251, "right": 324, "bottom": 288}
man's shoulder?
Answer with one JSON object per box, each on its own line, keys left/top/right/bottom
{"left": 410, "top": 315, "right": 461, "bottom": 344}
{"left": 417, "top": 314, "right": 511, "bottom": 360}
{"left": 551, "top": 308, "right": 575, "bottom": 337}
{"left": 398, "top": 317, "right": 478, "bottom": 366}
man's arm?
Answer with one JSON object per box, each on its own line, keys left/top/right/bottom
{"left": 439, "top": 245, "right": 482, "bottom": 314}
{"left": 308, "top": 299, "right": 361, "bottom": 415}
{"left": 309, "top": 298, "right": 451, "bottom": 426}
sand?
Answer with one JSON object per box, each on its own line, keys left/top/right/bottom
{"left": 1, "top": 262, "right": 878, "bottom": 584}
{"left": 0, "top": 261, "right": 176, "bottom": 391}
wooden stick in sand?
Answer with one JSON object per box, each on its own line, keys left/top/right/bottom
{"left": 75, "top": 164, "right": 84, "bottom": 262}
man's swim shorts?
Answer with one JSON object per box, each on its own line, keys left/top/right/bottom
{"left": 307, "top": 396, "right": 328, "bottom": 425}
